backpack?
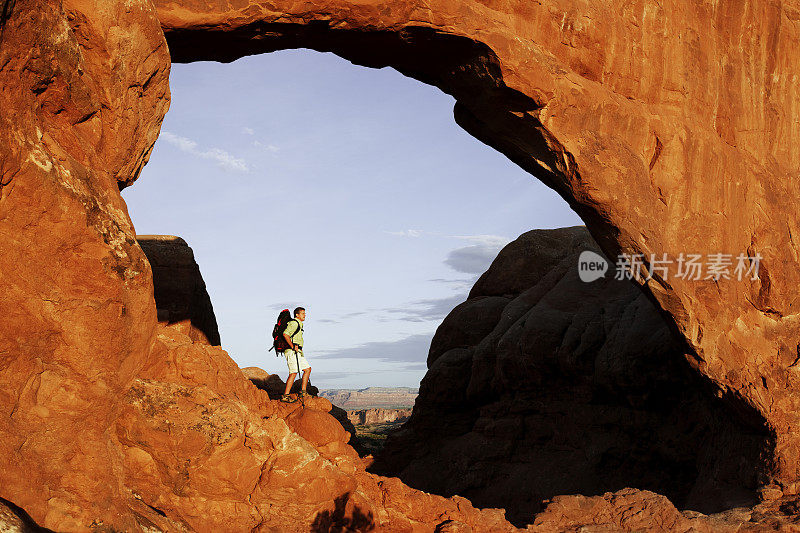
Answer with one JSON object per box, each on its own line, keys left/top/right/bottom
{"left": 270, "top": 309, "right": 300, "bottom": 354}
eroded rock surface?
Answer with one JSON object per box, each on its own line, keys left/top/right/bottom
{"left": 0, "top": 0, "right": 169, "bottom": 527}
{"left": 116, "top": 326, "right": 521, "bottom": 531}
{"left": 528, "top": 488, "right": 800, "bottom": 532}
{"left": 138, "top": 235, "right": 220, "bottom": 345}
{"left": 374, "top": 227, "right": 775, "bottom": 526}
{"left": 2, "top": 0, "right": 800, "bottom": 529}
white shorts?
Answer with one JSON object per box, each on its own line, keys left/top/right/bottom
{"left": 283, "top": 350, "right": 311, "bottom": 373}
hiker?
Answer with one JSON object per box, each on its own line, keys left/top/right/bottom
{"left": 279, "top": 307, "right": 311, "bottom": 403}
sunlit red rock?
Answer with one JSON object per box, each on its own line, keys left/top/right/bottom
{"left": 1, "top": 0, "right": 799, "bottom": 529}
{"left": 0, "top": 0, "right": 169, "bottom": 527}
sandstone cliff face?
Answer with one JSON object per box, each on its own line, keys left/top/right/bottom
{"left": 138, "top": 235, "right": 221, "bottom": 346}
{"left": 153, "top": 0, "right": 800, "bottom": 490}
{"left": 116, "top": 324, "right": 523, "bottom": 531}
{"left": 374, "top": 227, "right": 774, "bottom": 526}
{"left": 0, "top": 0, "right": 170, "bottom": 526}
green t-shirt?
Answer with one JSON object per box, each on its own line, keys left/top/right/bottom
{"left": 284, "top": 319, "right": 304, "bottom": 349}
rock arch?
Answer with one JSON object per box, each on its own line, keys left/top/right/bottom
{"left": 1, "top": 0, "right": 799, "bottom": 528}
{"left": 155, "top": 0, "right": 800, "bottom": 489}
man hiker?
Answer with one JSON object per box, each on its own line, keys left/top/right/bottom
{"left": 280, "top": 307, "right": 311, "bottom": 403}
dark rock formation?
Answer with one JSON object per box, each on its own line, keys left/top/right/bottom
{"left": 138, "top": 235, "right": 220, "bottom": 345}
{"left": 373, "top": 227, "right": 775, "bottom": 526}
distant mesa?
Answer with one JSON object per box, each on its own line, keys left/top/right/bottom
{"left": 318, "top": 387, "right": 419, "bottom": 410}
{"left": 347, "top": 408, "right": 412, "bottom": 426}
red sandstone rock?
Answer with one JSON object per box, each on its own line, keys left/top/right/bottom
{"left": 2, "top": 0, "right": 800, "bottom": 530}
{"left": 120, "top": 327, "right": 513, "bottom": 531}
{"left": 0, "top": 0, "right": 169, "bottom": 528}
{"left": 286, "top": 405, "right": 349, "bottom": 447}
{"left": 527, "top": 488, "right": 800, "bottom": 532}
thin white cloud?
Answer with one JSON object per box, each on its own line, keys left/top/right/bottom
{"left": 267, "top": 302, "right": 300, "bottom": 312}
{"left": 316, "top": 310, "right": 367, "bottom": 325}
{"left": 161, "top": 131, "right": 249, "bottom": 172}
{"left": 385, "top": 229, "right": 424, "bottom": 238}
{"left": 316, "top": 333, "right": 433, "bottom": 363}
{"left": 428, "top": 277, "right": 476, "bottom": 290}
{"left": 242, "top": 127, "right": 255, "bottom": 135}
{"left": 379, "top": 294, "right": 467, "bottom": 323}
{"left": 253, "top": 140, "right": 280, "bottom": 153}
{"left": 451, "top": 234, "right": 510, "bottom": 247}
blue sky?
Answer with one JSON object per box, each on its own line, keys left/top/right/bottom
{"left": 121, "top": 49, "right": 583, "bottom": 389}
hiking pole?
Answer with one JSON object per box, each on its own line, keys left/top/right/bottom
{"left": 295, "top": 350, "right": 305, "bottom": 408}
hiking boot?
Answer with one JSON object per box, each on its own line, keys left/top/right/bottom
{"left": 280, "top": 394, "right": 297, "bottom": 403}
{"left": 298, "top": 390, "right": 312, "bottom": 399}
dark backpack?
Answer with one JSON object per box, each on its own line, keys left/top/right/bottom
{"left": 270, "top": 309, "right": 300, "bottom": 354}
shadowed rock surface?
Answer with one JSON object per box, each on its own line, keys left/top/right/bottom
{"left": 373, "top": 227, "right": 775, "bottom": 526}
{"left": 138, "top": 235, "right": 220, "bottom": 346}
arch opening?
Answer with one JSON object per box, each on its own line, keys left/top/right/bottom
{"left": 136, "top": 18, "right": 777, "bottom": 527}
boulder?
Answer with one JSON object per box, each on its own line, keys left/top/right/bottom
{"left": 374, "top": 227, "right": 774, "bottom": 526}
